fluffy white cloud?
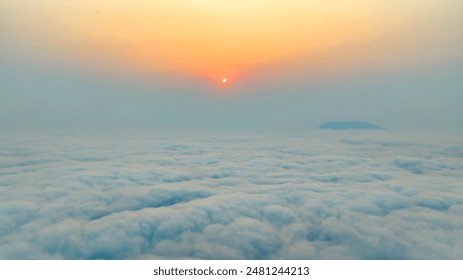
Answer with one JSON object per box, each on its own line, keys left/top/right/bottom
{"left": 0, "top": 130, "right": 462, "bottom": 259}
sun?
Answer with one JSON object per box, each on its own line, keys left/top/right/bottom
{"left": 222, "top": 78, "right": 227, "bottom": 83}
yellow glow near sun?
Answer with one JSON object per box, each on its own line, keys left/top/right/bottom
{"left": 2, "top": 0, "right": 460, "bottom": 84}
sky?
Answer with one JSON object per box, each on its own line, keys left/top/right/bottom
{"left": 1, "top": 0, "right": 463, "bottom": 131}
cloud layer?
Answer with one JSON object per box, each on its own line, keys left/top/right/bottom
{"left": 1, "top": 130, "right": 462, "bottom": 259}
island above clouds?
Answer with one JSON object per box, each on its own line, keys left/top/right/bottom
{"left": 319, "top": 121, "right": 382, "bottom": 130}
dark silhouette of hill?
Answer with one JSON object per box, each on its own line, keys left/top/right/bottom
{"left": 319, "top": 121, "right": 382, "bottom": 130}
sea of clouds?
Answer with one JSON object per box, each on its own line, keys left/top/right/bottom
{"left": 1, "top": 129, "right": 462, "bottom": 259}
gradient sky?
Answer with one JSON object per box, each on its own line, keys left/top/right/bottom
{"left": 1, "top": 1, "right": 463, "bottom": 131}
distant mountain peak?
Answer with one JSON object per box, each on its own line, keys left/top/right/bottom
{"left": 319, "top": 121, "right": 382, "bottom": 130}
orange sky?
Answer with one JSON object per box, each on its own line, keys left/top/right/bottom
{"left": 2, "top": 1, "right": 462, "bottom": 83}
